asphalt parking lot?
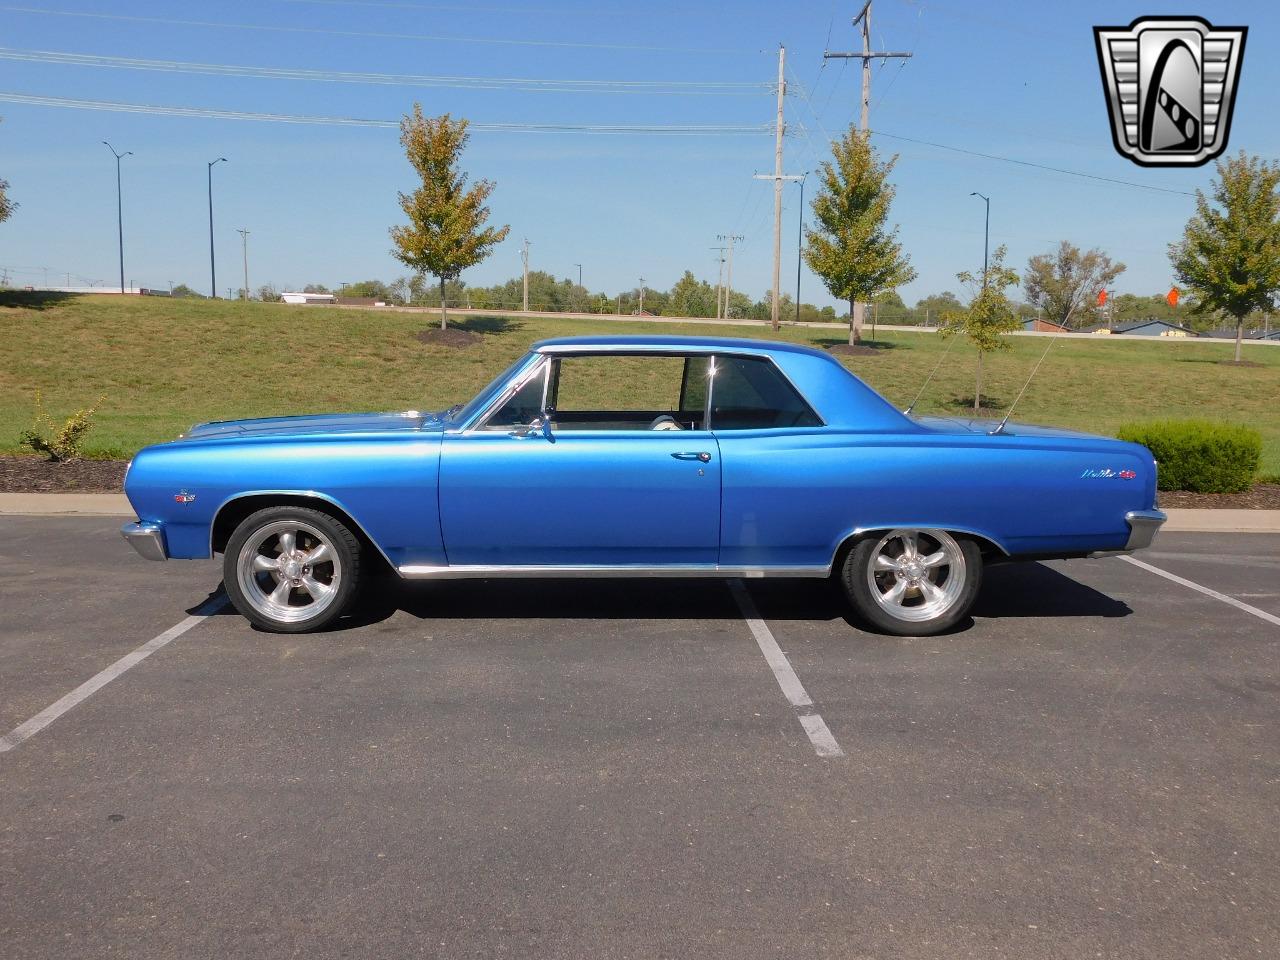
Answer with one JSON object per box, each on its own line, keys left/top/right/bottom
{"left": 1, "top": 518, "right": 1277, "bottom": 959}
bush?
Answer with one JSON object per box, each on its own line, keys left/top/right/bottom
{"left": 17, "top": 392, "right": 104, "bottom": 462}
{"left": 1117, "top": 419, "right": 1261, "bottom": 493}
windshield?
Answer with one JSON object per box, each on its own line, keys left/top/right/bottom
{"left": 446, "top": 352, "right": 538, "bottom": 427}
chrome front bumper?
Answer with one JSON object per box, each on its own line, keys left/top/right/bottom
{"left": 121, "top": 521, "right": 168, "bottom": 561}
{"left": 1089, "top": 508, "right": 1167, "bottom": 558}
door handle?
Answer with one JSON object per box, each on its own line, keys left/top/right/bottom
{"left": 672, "top": 451, "right": 712, "bottom": 463}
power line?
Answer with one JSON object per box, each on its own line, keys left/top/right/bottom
{"left": 0, "top": 48, "right": 769, "bottom": 95}
{"left": 866, "top": 129, "right": 1198, "bottom": 197}
{"left": 0, "top": 92, "right": 773, "bottom": 136}
{"left": 0, "top": 6, "right": 750, "bottom": 54}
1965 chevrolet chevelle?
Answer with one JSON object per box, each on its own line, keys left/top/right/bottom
{"left": 122, "top": 335, "right": 1165, "bottom": 634}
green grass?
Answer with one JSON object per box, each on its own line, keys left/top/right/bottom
{"left": 3, "top": 292, "right": 1278, "bottom": 475}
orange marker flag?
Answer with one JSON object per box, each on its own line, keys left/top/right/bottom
{"left": 1166, "top": 287, "right": 1180, "bottom": 307}
{"left": 1096, "top": 289, "right": 1108, "bottom": 307}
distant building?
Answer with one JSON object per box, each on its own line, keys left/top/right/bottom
{"left": 1021, "top": 317, "right": 1071, "bottom": 333}
{"left": 1108, "top": 319, "right": 1198, "bottom": 337}
{"left": 281, "top": 291, "right": 336, "bottom": 305}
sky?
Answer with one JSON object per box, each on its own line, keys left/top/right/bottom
{"left": 0, "top": 0, "right": 1275, "bottom": 307}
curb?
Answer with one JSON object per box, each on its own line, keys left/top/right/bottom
{"left": 2, "top": 494, "right": 1279, "bottom": 534}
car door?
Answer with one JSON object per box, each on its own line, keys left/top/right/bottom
{"left": 438, "top": 353, "right": 721, "bottom": 567}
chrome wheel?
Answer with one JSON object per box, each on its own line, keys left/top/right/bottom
{"left": 236, "top": 519, "right": 343, "bottom": 624}
{"left": 865, "top": 528, "right": 967, "bottom": 624}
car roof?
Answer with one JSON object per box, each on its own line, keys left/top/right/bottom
{"left": 531, "top": 334, "right": 829, "bottom": 359}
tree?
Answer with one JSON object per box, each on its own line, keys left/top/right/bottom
{"left": 390, "top": 105, "right": 509, "bottom": 330}
{"left": 0, "top": 117, "right": 13, "bottom": 225}
{"left": 804, "top": 127, "right": 916, "bottom": 345}
{"left": 257, "top": 284, "right": 282, "bottom": 302}
{"left": 669, "top": 270, "right": 717, "bottom": 318}
{"left": 171, "top": 283, "right": 205, "bottom": 299}
{"left": 303, "top": 283, "right": 331, "bottom": 295}
{"left": 940, "top": 245, "right": 1022, "bottom": 412}
{"left": 1170, "top": 151, "right": 1280, "bottom": 362}
{"left": 1024, "top": 241, "right": 1125, "bottom": 329}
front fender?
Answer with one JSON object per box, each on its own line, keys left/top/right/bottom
{"left": 124, "top": 434, "right": 444, "bottom": 566}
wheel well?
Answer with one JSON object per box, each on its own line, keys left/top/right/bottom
{"left": 832, "top": 527, "right": 1006, "bottom": 573}
{"left": 211, "top": 494, "right": 391, "bottom": 573}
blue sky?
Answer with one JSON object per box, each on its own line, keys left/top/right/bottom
{"left": 0, "top": 0, "right": 1273, "bottom": 306}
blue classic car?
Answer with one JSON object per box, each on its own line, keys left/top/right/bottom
{"left": 122, "top": 335, "right": 1165, "bottom": 634}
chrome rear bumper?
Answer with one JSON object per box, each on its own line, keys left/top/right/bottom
{"left": 1123, "top": 509, "right": 1166, "bottom": 550}
{"left": 1089, "top": 508, "right": 1166, "bottom": 558}
{"left": 121, "top": 521, "right": 168, "bottom": 561}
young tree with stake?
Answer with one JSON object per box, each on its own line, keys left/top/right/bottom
{"left": 1169, "top": 151, "right": 1280, "bottom": 363}
{"left": 391, "top": 106, "right": 509, "bottom": 331}
{"left": 940, "top": 245, "right": 1022, "bottom": 412}
{"left": 804, "top": 127, "right": 915, "bottom": 346}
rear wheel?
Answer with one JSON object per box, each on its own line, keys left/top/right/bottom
{"left": 223, "top": 506, "right": 361, "bottom": 633}
{"left": 842, "top": 529, "right": 982, "bottom": 636}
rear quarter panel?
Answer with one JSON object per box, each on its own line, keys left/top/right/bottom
{"left": 125, "top": 434, "right": 445, "bottom": 566}
{"left": 716, "top": 430, "right": 1157, "bottom": 566}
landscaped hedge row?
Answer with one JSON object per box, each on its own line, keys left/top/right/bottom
{"left": 1117, "top": 419, "right": 1262, "bottom": 493}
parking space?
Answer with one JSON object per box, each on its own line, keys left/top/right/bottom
{"left": 1, "top": 520, "right": 1277, "bottom": 958}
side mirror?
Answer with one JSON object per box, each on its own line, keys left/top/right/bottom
{"left": 510, "top": 416, "right": 555, "bottom": 442}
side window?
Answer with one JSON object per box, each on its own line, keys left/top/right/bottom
{"left": 546, "top": 355, "right": 708, "bottom": 430}
{"left": 710, "top": 356, "right": 822, "bottom": 430}
{"left": 482, "top": 363, "right": 547, "bottom": 429}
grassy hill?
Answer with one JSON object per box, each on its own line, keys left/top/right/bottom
{"left": 2, "top": 292, "right": 1278, "bottom": 475}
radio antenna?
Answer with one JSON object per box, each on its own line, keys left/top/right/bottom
{"left": 904, "top": 331, "right": 960, "bottom": 416}
{"left": 989, "top": 325, "right": 1068, "bottom": 435}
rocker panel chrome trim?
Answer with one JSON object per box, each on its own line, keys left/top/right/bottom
{"left": 396, "top": 563, "right": 831, "bottom": 580}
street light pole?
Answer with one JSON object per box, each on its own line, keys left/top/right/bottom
{"left": 208, "top": 157, "right": 227, "bottom": 298}
{"left": 102, "top": 142, "right": 132, "bottom": 294}
{"left": 795, "top": 172, "right": 808, "bottom": 324}
{"left": 970, "top": 191, "right": 990, "bottom": 287}
{"left": 574, "top": 263, "right": 582, "bottom": 311}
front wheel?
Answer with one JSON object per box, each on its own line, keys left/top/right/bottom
{"left": 223, "top": 506, "right": 361, "bottom": 633}
{"left": 842, "top": 529, "right": 982, "bottom": 636}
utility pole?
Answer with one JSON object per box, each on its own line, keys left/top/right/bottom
{"left": 237, "top": 228, "right": 250, "bottom": 300}
{"left": 719, "top": 233, "right": 743, "bottom": 319}
{"left": 102, "top": 142, "right": 131, "bottom": 294}
{"left": 638, "top": 277, "right": 646, "bottom": 315}
{"left": 710, "top": 245, "right": 727, "bottom": 319}
{"left": 574, "top": 262, "right": 582, "bottom": 312}
{"left": 824, "top": 0, "right": 912, "bottom": 339}
{"left": 521, "top": 238, "right": 531, "bottom": 312}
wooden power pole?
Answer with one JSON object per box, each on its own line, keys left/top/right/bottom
{"left": 236, "top": 228, "right": 250, "bottom": 300}
{"left": 823, "top": 0, "right": 912, "bottom": 340}
{"left": 521, "top": 238, "right": 531, "bottom": 312}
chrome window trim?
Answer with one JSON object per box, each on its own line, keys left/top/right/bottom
{"left": 455, "top": 348, "right": 825, "bottom": 436}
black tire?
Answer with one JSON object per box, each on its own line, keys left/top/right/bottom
{"left": 841, "top": 529, "right": 983, "bottom": 636}
{"left": 222, "top": 505, "right": 362, "bottom": 633}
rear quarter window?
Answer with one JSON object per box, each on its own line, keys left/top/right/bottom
{"left": 711, "top": 356, "right": 822, "bottom": 430}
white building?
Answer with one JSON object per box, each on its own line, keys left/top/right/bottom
{"left": 281, "top": 291, "right": 337, "bottom": 305}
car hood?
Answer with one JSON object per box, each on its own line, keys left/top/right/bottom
{"left": 178, "top": 410, "right": 447, "bottom": 441}
{"left": 910, "top": 415, "right": 1103, "bottom": 440}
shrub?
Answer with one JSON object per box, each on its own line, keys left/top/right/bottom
{"left": 1117, "top": 419, "right": 1261, "bottom": 493}
{"left": 17, "top": 392, "right": 105, "bottom": 462}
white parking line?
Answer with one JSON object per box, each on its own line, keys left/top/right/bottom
{"left": 728, "top": 580, "right": 844, "bottom": 758}
{"left": 1121, "top": 556, "right": 1280, "bottom": 629}
{"left": 0, "top": 595, "right": 227, "bottom": 755}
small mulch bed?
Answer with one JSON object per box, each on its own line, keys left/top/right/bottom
{"left": 0, "top": 455, "right": 129, "bottom": 493}
{"left": 1158, "top": 483, "right": 1280, "bottom": 510}
{"left": 416, "top": 328, "right": 481, "bottom": 348}
{"left": 827, "top": 344, "right": 880, "bottom": 357}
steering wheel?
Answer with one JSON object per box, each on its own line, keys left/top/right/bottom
{"left": 648, "top": 415, "right": 683, "bottom": 431}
